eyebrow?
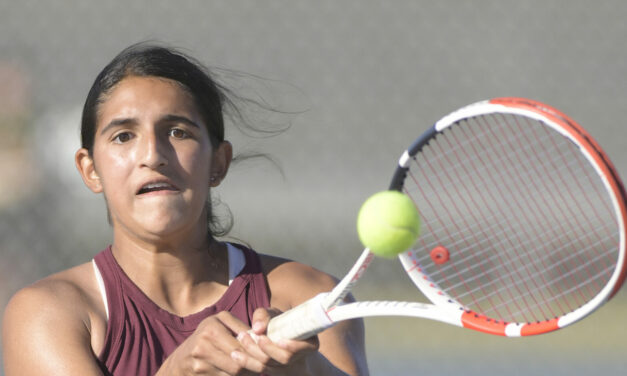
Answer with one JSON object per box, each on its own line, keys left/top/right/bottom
{"left": 160, "top": 114, "right": 201, "bottom": 129}
{"left": 99, "top": 114, "right": 201, "bottom": 136}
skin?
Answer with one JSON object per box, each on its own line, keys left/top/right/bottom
{"left": 2, "top": 76, "right": 368, "bottom": 375}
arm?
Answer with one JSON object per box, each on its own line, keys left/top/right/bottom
{"left": 231, "top": 258, "right": 369, "bottom": 376}
{"left": 156, "top": 260, "right": 369, "bottom": 376}
{"left": 2, "top": 281, "right": 104, "bottom": 376}
{"left": 155, "top": 311, "right": 259, "bottom": 376}
{"left": 236, "top": 306, "right": 367, "bottom": 376}
{"left": 155, "top": 308, "right": 359, "bottom": 376}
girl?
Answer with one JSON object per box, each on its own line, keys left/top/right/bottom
{"left": 2, "top": 44, "right": 368, "bottom": 375}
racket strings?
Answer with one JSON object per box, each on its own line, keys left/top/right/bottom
{"left": 411, "top": 147, "right": 509, "bottom": 314}
{"left": 529, "top": 121, "right": 617, "bottom": 273}
{"left": 424, "top": 222, "right": 612, "bottom": 297}
{"left": 484, "top": 114, "right": 616, "bottom": 309}
{"left": 491, "top": 254, "right": 616, "bottom": 320}
{"left": 406, "top": 136, "right": 600, "bottom": 228}
{"left": 414, "top": 191, "right": 614, "bottom": 270}
{"left": 404, "top": 113, "right": 619, "bottom": 324}
{"left": 409, "top": 155, "right": 599, "bottom": 250}
{"left": 450, "top": 117, "right": 575, "bottom": 319}
{"left": 478, "top": 116, "right": 603, "bottom": 311}
{"left": 420, "top": 121, "right": 563, "bottom": 320}
{"left": 509, "top": 117, "right": 612, "bottom": 300}
{"left": 410, "top": 127, "right": 566, "bottom": 194}
{"left": 476, "top": 115, "right": 615, "bottom": 315}
{"left": 453, "top": 240, "right": 614, "bottom": 318}
{"left": 455, "top": 118, "right": 580, "bottom": 316}
{"left": 414, "top": 129, "right": 532, "bottom": 318}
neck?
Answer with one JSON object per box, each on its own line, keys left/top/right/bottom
{"left": 109, "top": 224, "right": 229, "bottom": 316}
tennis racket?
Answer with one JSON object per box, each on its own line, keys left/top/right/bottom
{"left": 265, "top": 97, "right": 627, "bottom": 340}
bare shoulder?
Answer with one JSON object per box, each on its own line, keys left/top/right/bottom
{"left": 2, "top": 263, "right": 105, "bottom": 375}
{"left": 5, "top": 263, "right": 90, "bottom": 317}
{"left": 5, "top": 262, "right": 99, "bottom": 319}
{"left": 258, "top": 254, "right": 338, "bottom": 310}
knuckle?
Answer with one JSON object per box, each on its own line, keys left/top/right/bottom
{"left": 189, "top": 344, "right": 204, "bottom": 359}
{"left": 198, "top": 323, "right": 221, "bottom": 339}
{"left": 190, "top": 358, "right": 206, "bottom": 373}
{"left": 203, "top": 327, "right": 219, "bottom": 338}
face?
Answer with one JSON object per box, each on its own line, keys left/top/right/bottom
{"left": 75, "top": 76, "right": 231, "bottom": 242}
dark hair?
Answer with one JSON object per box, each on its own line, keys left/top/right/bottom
{"left": 81, "top": 43, "right": 235, "bottom": 237}
{"left": 81, "top": 43, "right": 227, "bottom": 151}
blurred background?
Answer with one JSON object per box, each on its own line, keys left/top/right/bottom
{"left": 1, "top": 0, "right": 626, "bottom": 374}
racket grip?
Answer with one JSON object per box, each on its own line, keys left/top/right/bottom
{"left": 252, "top": 292, "right": 335, "bottom": 343}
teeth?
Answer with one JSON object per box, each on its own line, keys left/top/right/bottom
{"left": 144, "top": 182, "right": 171, "bottom": 189}
{"left": 138, "top": 181, "right": 176, "bottom": 194}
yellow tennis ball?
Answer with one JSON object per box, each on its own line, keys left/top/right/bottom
{"left": 357, "top": 191, "right": 421, "bottom": 258}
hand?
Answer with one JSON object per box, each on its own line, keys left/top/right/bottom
{"left": 231, "top": 308, "right": 320, "bottom": 375}
{"left": 157, "top": 311, "right": 257, "bottom": 376}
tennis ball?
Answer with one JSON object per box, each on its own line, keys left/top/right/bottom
{"left": 357, "top": 191, "right": 421, "bottom": 258}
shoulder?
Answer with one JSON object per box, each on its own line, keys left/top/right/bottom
{"left": 2, "top": 263, "right": 106, "bottom": 375}
{"left": 2, "top": 262, "right": 103, "bottom": 349}
{"left": 258, "top": 253, "right": 338, "bottom": 311}
{"left": 3, "top": 262, "right": 98, "bottom": 332}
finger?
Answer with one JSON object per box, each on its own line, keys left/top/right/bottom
{"left": 230, "top": 349, "right": 267, "bottom": 374}
{"left": 201, "top": 312, "right": 254, "bottom": 356}
{"left": 214, "top": 311, "right": 253, "bottom": 336}
{"left": 187, "top": 338, "right": 242, "bottom": 376}
{"left": 250, "top": 308, "right": 279, "bottom": 335}
{"left": 237, "top": 331, "right": 272, "bottom": 362}
{"left": 196, "top": 319, "right": 240, "bottom": 354}
{"left": 187, "top": 352, "right": 240, "bottom": 376}
{"left": 256, "top": 334, "right": 318, "bottom": 366}
{"left": 193, "top": 313, "right": 254, "bottom": 373}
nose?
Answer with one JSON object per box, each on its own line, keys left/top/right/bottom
{"left": 139, "top": 132, "right": 169, "bottom": 169}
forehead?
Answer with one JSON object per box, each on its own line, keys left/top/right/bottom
{"left": 96, "top": 76, "right": 201, "bottom": 127}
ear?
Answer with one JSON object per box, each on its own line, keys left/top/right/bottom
{"left": 75, "top": 148, "right": 103, "bottom": 193}
{"left": 209, "top": 141, "right": 233, "bottom": 187}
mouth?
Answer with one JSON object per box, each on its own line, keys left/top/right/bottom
{"left": 136, "top": 179, "right": 180, "bottom": 195}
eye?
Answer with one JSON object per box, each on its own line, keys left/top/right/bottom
{"left": 169, "top": 128, "right": 189, "bottom": 139}
{"left": 112, "top": 132, "right": 133, "bottom": 144}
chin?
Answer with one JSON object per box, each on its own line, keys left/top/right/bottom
{"left": 144, "top": 217, "right": 190, "bottom": 235}
{"left": 115, "top": 200, "right": 205, "bottom": 240}
{"left": 132, "top": 211, "right": 200, "bottom": 240}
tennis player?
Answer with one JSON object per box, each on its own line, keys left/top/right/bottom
{"left": 2, "top": 43, "right": 368, "bottom": 375}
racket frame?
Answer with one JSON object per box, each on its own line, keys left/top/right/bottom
{"left": 264, "top": 97, "right": 627, "bottom": 341}
{"left": 393, "top": 98, "right": 627, "bottom": 336}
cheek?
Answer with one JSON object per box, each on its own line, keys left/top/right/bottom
{"left": 181, "top": 148, "right": 213, "bottom": 184}
{"left": 94, "top": 149, "right": 136, "bottom": 192}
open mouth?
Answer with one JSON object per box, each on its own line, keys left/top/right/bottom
{"left": 137, "top": 181, "right": 180, "bottom": 195}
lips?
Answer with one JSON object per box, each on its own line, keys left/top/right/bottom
{"left": 136, "top": 179, "right": 180, "bottom": 195}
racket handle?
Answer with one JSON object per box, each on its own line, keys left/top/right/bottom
{"left": 250, "top": 292, "right": 335, "bottom": 342}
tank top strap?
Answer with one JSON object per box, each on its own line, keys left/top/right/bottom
{"left": 93, "top": 246, "right": 126, "bottom": 365}
{"left": 232, "top": 243, "right": 271, "bottom": 318}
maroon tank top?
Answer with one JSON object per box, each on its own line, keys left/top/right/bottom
{"left": 93, "top": 244, "right": 270, "bottom": 375}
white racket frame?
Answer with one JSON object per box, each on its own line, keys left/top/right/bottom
{"left": 264, "top": 98, "right": 627, "bottom": 341}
